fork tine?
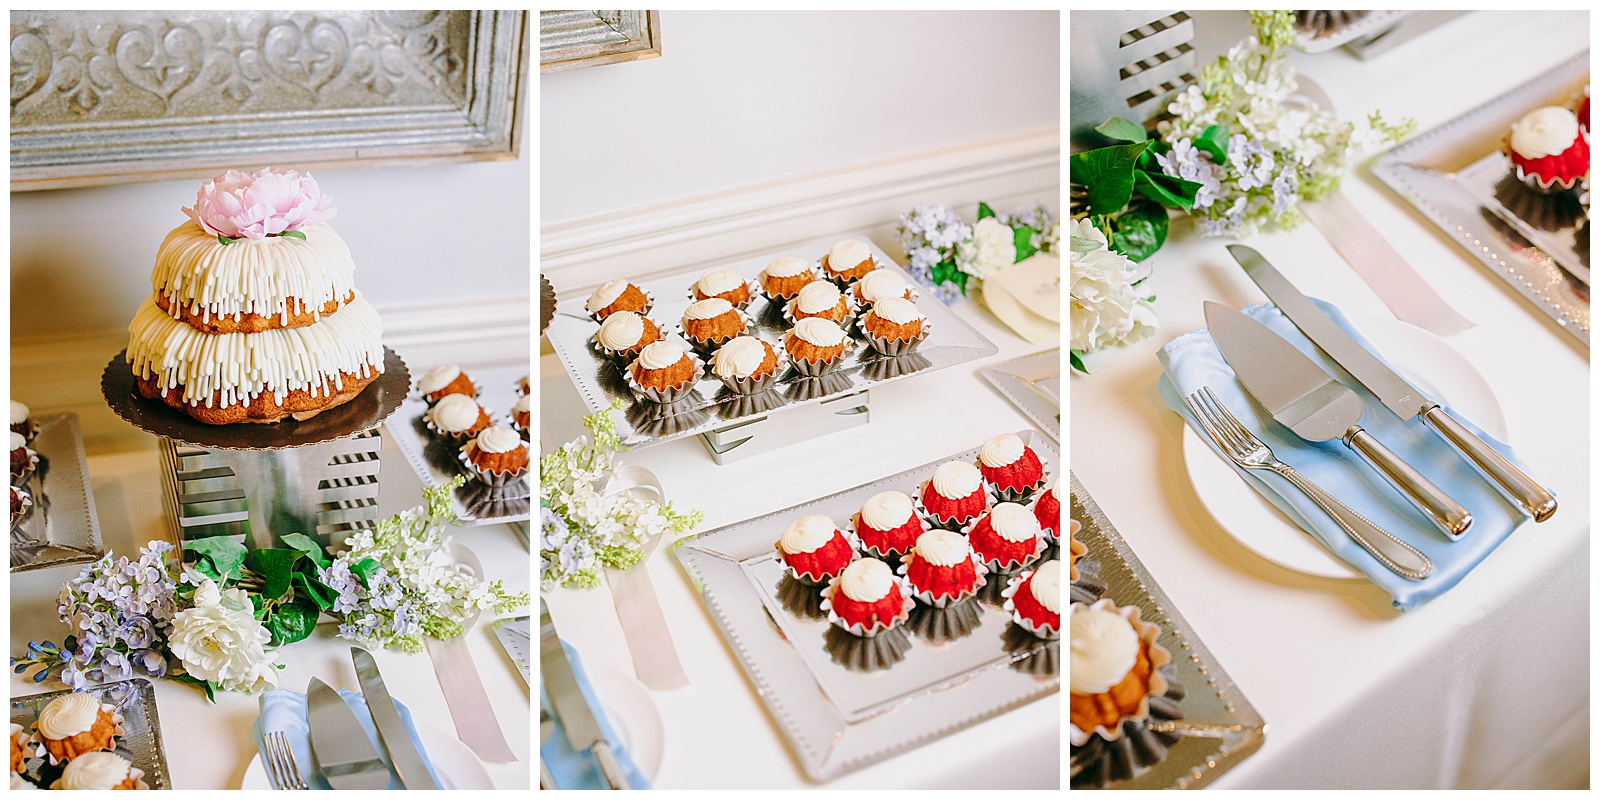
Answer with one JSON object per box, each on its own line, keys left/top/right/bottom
{"left": 1187, "top": 390, "right": 1240, "bottom": 457}
{"left": 279, "top": 734, "right": 307, "bottom": 790}
{"left": 1199, "top": 388, "right": 1250, "bottom": 452}
{"left": 263, "top": 733, "right": 285, "bottom": 790}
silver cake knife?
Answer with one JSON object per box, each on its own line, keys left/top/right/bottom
{"left": 351, "top": 647, "right": 439, "bottom": 790}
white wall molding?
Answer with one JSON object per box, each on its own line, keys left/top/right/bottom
{"left": 540, "top": 128, "right": 1061, "bottom": 300}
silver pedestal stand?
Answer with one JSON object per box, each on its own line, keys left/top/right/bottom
{"left": 102, "top": 348, "right": 411, "bottom": 553}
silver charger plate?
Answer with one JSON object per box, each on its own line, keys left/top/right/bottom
{"left": 674, "top": 430, "right": 1059, "bottom": 781}
{"left": 545, "top": 234, "right": 999, "bottom": 449}
{"left": 387, "top": 364, "right": 531, "bottom": 526}
{"left": 10, "top": 412, "right": 104, "bottom": 572}
{"left": 1373, "top": 51, "right": 1590, "bottom": 346}
{"left": 1069, "top": 472, "right": 1265, "bottom": 789}
{"left": 10, "top": 678, "right": 170, "bottom": 790}
{"left": 980, "top": 348, "right": 1061, "bottom": 442}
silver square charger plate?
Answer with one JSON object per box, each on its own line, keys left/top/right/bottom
{"left": 11, "top": 678, "right": 170, "bottom": 790}
{"left": 675, "top": 430, "right": 1059, "bottom": 781}
{"left": 1069, "top": 472, "right": 1264, "bottom": 789}
{"left": 1373, "top": 51, "right": 1590, "bottom": 346}
{"left": 11, "top": 412, "right": 104, "bottom": 572}
{"left": 387, "top": 364, "right": 530, "bottom": 526}
{"left": 980, "top": 348, "right": 1061, "bottom": 442}
{"left": 545, "top": 234, "right": 999, "bottom": 450}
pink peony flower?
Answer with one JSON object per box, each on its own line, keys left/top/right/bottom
{"left": 182, "top": 167, "right": 336, "bottom": 240}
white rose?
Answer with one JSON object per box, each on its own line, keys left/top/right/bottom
{"left": 1068, "top": 219, "right": 1158, "bottom": 353}
{"left": 955, "top": 216, "right": 1018, "bottom": 280}
{"left": 168, "top": 579, "right": 278, "bottom": 694}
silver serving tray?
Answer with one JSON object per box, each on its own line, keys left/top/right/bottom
{"left": 546, "top": 235, "right": 999, "bottom": 449}
{"left": 980, "top": 349, "right": 1061, "bottom": 442}
{"left": 1373, "top": 51, "right": 1590, "bottom": 346}
{"left": 387, "top": 364, "right": 530, "bottom": 526}
{"left": 10, "top": 678, "right": 170, "bottom": 790}
{"left": 675, "top": 430, "right": 1059, "bottom": 781}
{"left": 10, "top": 412, "right": 104, "bottom": 572}
{"left": 1069, "top": 472, "right": 1264, "bottom": 789}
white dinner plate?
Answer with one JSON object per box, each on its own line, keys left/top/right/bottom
{"left": 1181, "top": 313, "right": 1508, "bottom": 579}
{"left": 240, "top": 715, "right": 493, "bottom": 789}
{"left": 589, "top": 666, "right": 666, "bottom": 783}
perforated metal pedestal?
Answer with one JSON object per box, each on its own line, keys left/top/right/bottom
{"left": 698, "top": 390, "right": 871, "bottom": 464}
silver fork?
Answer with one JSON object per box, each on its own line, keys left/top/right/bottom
{"left": 264, "top": 730, "right": 308, "bottom": 790}
{"left": 1186, "top": 386, "right": 1433, "bottom": 581}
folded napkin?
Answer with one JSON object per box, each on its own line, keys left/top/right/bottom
{"left": 254, "top": 688, "right": 443, "bottom": 790}
{"left": 1157, "top": 299, "right": 1537, "bottom": 611}
{"left": 539, "top": 641, "right": 651, "bottom": 790}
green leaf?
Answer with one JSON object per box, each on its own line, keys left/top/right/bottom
{"left": 278, "top": 532, "right": 329, "bottom": 568}
{"left": 264, "top": 597, "right": 320, "bottom": 646}
{"left": 1070, "top": 350, "right": 1089, "bottom": 374}
{"left": 1069, "top": 141, "right": 1150, "bottom": 216}
{"left": 171, "top": 673, "right": 217, "bottom": 703}
{"left": 1013, "top": 225, "right": 1039, "bottom": 262}
{"left": 351, "top": 557, "right": 383, "bottom": 589}
{"left": 1194, "top": 124, "right": 1230, "bottom": 164}
{"left": 1108, "top": 199, "right": 1170, "bottom": 263}
{"left": 246, "top": 548, "right": 303, "bottom": 601}
{"left": 976, "top": 202, "right": 996, "bottom": 221}
{"left": 1132, "top": 170, "right": 1200, "bottom": 209}
{"left": 184, "top": 536, "right": 247, "bottom": 583}
{"left": 275, "top": 229, "right": 307, "bottom": 241}
{"left": 1069, "top": 235, "right": 1103, "bottom": 253}
{"left": 293, "top": 571, "right": 335, "bottom": 611}
{"left": 1094, "top": 117, "right": 1148, "bottom": 143}
{"left": 217, "top": 234, "right": 237, "bottom": 246}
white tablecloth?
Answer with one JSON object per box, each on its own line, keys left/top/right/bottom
{"left": 540, "top": 303, "right": 1062, "bottom": 788}
{"left": 8, "top": 436, "right": 532, "bottom": 790}
{"left": 1071, "top": 10, "right": 1589, "bottom": 790}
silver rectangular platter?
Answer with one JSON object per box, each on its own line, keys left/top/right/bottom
{"left": 387, "top": 364, "right": 530, "bottom": 526}
{"left": 980, "top": 349, "right": 1061, "bottom": 443}
{"left": 1373, "top": 51, "right": 1590, "bottom": 346}
{"left": 546, "top": 234, "right": 999, "bottom": 449}
{"left": 11, "top": 678, "right": 170, "bottom": 790}
{"left": 1069, "top": 472, "right": 1264, "bottom": 789}
{"left": 11, "top": 412, "right": 105, "bottom": 572}
{"left": 675, "top": 430, "right": 1059, "bottom": 781}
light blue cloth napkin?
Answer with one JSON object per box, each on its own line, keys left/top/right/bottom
{"left": 1157, "top": 299, "right": 1537, "bottom": 611}
{"left": 539, "top": 641, "right": 651, "bottom": 790}
{"left": 254, "top": 688, "right": 443, "bottom": 790}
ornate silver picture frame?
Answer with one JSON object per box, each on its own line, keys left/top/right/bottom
{"left": 539, "top": 10, "right": 661, "bottom": 74}
{"left": 9, "top": 10, "right": 526, "bottom": 191}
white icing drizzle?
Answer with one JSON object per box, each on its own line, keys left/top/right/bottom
{"left": 762, "top": 256, "right": 812, "bottom": 279}
{"left": 870, "top": 296, "right": 921, "bottom": 325}
{"left": 53, "top": 751, "right": 132, "bottom": 790}
{"left": 636, "top": 341, "right": 686, "bottom": 371}
{"left": 931, "top": 460, "right": 982, "bottom": 498}
{"left": 126, "top": 292, "right": 384, "bottom": 408}
{"left": 780, "top": 514, "right": 836, "bottom": 554}
{"left": 839, "top": 558, "right": 894, "bottom": 603}
{"left": 979, "top": 433, "right": 1024, "bottom": 467}
{"left": 512, "top": 394, "right": 532, "bottom": 414}
{"left": 1030, "top": 560, "right": 1061, "bottom": 615}
{"left": 827, "top": 239, "right": 872, "bottom": 272}
{"left": 697, "top": 268, "right": 745, "bottom": 296}
{"left": 856, "top": 269, "right": 907, "bottom": 303}
{"left": 36, "top": 692, "right": 99, "bottom": 739}
{"left": 1070, "top": 607, "right": 1138, "bottom": 694}
{"left": 793, "top": 280, "right": 842, "bottom": 314}
{"left": 151, "top": 222, "right": 355, "bottom": 324}
{"left": 860, "top": 491, "right": 914, "bottom": 531}
{"left": 426, "top": 394, "right": 481, "bottom": 433}
{"left": 10, "top": 432, "right": 24, "bottom": 451}
{"left": 417, "top": 364, "right": 462, "bottom": 394}
{"left": 474, "top": 426, "right": 523, "bottom": 455}
{"left": 586, "top": 279, "right": 630, "bottom": 313}
{"left": 10, "top": 401, "right": 27, "bottom": 424}
{"left": 791, "top": 318, "right": 846, "bottom": 347}
{"left": 1511, "top": 106, "right": 1579, "bottom": 159}
{"left": 597, "top": 311, "right": 648, "bottom": 350}
{"left": 711, "top": 336, "right": 768, "bottom": 379}
{"left": 914, "top": 529, "right": 970, "bottom": 567}
{"left": 989, "top": 502, "right": 1041, "bottom": 542}
{"left": 683, "top": 297, "right": 735, "bottom": 322}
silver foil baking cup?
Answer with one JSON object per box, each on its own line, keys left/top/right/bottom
{"left": 845, "top": 511, "right": 930, "bottom": 561}
{"left": 623, "top": 351, "right": 706, "bottom": 404}
{"left": 820, "top": 254, "right": 884, "bottom": 287}
{"left": 684, "top": 278, "right": 762, "bottom": 312}
{"left": 756, "top": 266, "right": 820, "bottom": 304}
{"left": 1512, "top": 158, "right": 1584, "bottom": 195}
{"left": 1071, "top": 664, "right": 1185, "bottom": 789}
{"left": 984, "top": 461, "right": 1051, "bottom": 505}
{"left": 1001, "top": 622, "right": 1058, "bottom": 677}
{"left": 455, "top": 442, "right": 531, "bottom": 488}
{"left": 1067, "top": 598, "right": 1174, "bottom": 747}
{"left": 906, "top": 596, "right": 984, "bottom": 642}
{"left": 776, "top": 573, "right": 830, "bottom": 620}
{"left": 847, "top": 272, "right": 922, "bottom": 305}
{"left": 856, "top": 312, "right": 932, "bottom": 357}
{"left": 959, "top": 514, "right": 1050, "bottom": 574}
{"left": 11, "top": 448, "right": 39, "bottom": 484}
{"left": 824, "top": 624, "right": 913, "bottom": 671}
{"left": 783, "top": 332, "right": 854, "bottom": 377}
{"left": 862, "top": 352, "right": 933, "bottom": 381}
{"left": 1001, "top": 567, "right": 1060, "bottom": 640}
{"left": 11, "top": 486, "right": 34, "bottom": 530}
{"left": 711, "top": 339, "right": 786, "bottom": 395}
{"left": 912, "top": 479, "right": 994, "bottom": 531}
{"left": 678, "top": 307, "right": 753, "bottom": 354}
{"left": 818, "top": 573, "right": 917, "bottom": 638}
{"left": 895, "top": 550, "right": 989, "bottom": 609}
{"left": 586, "top": 287, "right": 655, "bottom": 325}
{"left": 776, "top": 526, "right": 861, "bottom": 586}
{"left": 718, "top": 388, "right": 785, "bottom": 418}
{"left": 422, "top": 402, "right": 494, "bottom": 443}
{"left": 781, "top": 291, "right": 859, "bottom": 331}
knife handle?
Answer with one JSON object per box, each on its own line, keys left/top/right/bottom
{"left": 593, "top": 742, "right": 631, "bottom": 790}
{"left": 1421, "top": 406, "right": 1557, "bottom": 522}
{"left": 1344, "top": 427, "right": 1473, "bottom": 538}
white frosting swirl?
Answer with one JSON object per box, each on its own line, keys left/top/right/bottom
{"left": 780, "top": 514, "right": 836, "bottom": 554}
{"left": 426, "top": 393, "right": 481, "bottom": 433}
{"left": 860, "top": 490, "right": 914, "bottom": 530}
{"left": 990, "top": 502, "right": 1041, "bottom": 542}
{"left": 474, "top": 426, "right": 523, "bottom": 455}
{"left": 1511, "top": 106, "right": 1580, "bottom": 159}
{"left": 683, "top": 297, "right": 734, "bottom": 322}
{"left": 869, "top": 296, "right": 921, "bottom": 325}
{"left": 52, "top": 751, "right": 132, "bottom": 790}
{"left": 512, "top": 394, "right": 532, "bottom": 414}
{"left": 10, "top": 432, "right": 24, "bottom": 451}
{"left": 585, "top": 279, "right": 630, "bottom": 313}
{"left": 792, "top": 317, "right": 846, "bottom": 347}
{"left": 711, "top": 336, "right": 768, "bottom": 379}
{"left": 1030, "top": 561, "right": 1061, "bottom": 615}
{"left": 696, "top": 268, "right": 745, "bottom": 296}
{"left": 839, "top": 558, "right": 894, "bottom": 603}
{"left": 417, "top": 364, "right": 461, "bottom": 394}
{"left": 762, "top": 256, "right": 811, "bottom": 279}
{"left": 151, "top": 222, "right": 355, "bottom": 324}
{"left": 597, "top": 311, "right": 648, "bottom": 350}
{"left": 10, "top": 401, "right": 27, "bottom": 425}
{"left": 856, "top": 269, "right": 908, "bottom": 303}
{"left": 931, "top": 460, "right": 982, "bottom": 499}
{"left": 827, "top": 240, "right": 871, "bottom": 272}
{"left": 36, "top": 692, "right": 100, "bottom": 739}
{"left": 979, "top": 433, "right": 1025, "bottom": 467}
{"left": 1070, "top": 608, "right": 1139, "bottom": 694}
{"left": 914, "top": 529, "right": 970, "bottom": 567}
{"left": 636, "top": 341, "right": 686, "bottom": 371}
{"left": 793, "top": 280, "right": 842, "bottom": 314}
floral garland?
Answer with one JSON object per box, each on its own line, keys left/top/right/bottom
{"left": 896, "top": 202, "right": 1058, "bottom": 304}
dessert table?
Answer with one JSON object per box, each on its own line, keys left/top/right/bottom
{"left": 8, "top": 433, "right": 532, "bottom": 789}
{"left": 540, "top": 296, "right": 1061, "bottom": 788}
{"left": 1071, "top": 10, "right": 1588, "bottom": 790}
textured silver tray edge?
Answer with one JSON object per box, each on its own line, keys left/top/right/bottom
{"left": 979, "top": 349, "right": 1062, "bottom": 443}
{"left": 10, "top": 677, "right": 169, "bottom": 790}
{"left": 11, "top": 412, "right": 105, "bottom": 572}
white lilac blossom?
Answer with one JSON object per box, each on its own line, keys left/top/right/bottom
{"left": 1069, "top": 219, "right": 1157, "bottom": 354}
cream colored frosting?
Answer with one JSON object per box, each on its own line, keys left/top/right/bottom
{"left": 683, "top": 297, "right": 734, "bottom": 322}
{"left": 1030, "top": 560, "right": 1061, "bottom": 615}
{"left": 697, "top": 268, "right": 745, "bottom": 296}
{"left": 856, "top": 269, "right": 908, "bottom": 303}
{"left": 780, "top": 514, "right": 836, "bottom": 554}
{"left": 711, "top": 336, "right": 768, "bottom": 379}
{"left": 827, "top": 239, "right": 872, "bottom": 272}
{"left": 839, "top": 558, "right": 895, "bottom": 603}
{"left": 426, "top": 393, "right": 480, "bottom": 433}
{"left": 585, "top": 279, "right": 631, "bottom": 313}
{"left": 151, "top": 222, "right": 355, "bottom": 324}
{"left": 12, "top": 771, "right": 38, "bottom": 790}
{"left": 51, "top": 751, "right": 132, "bottom": 790}
{"left": 860, "top": 490, "right": 914, "bottom": 531}
{"left": 10, "top": 432, "right": 23, "bottom": 452}
{"left": 597, "top": 311, "right": 648, "bottom": 350}
{"left": 10, "top": 401, "right": 27, "bottom": 425}
{"left": 914, "top": 529, "right": 970, "bottom": 567}
{"left": 512, "top": 394, "right": 532, "bottom": 414}
{"left": 792, "top": 317, "right": 846, "bottom": 347}
{"left": 417, "top": 364, "right": 461, "bottom": 394}
{"left": 793, "top": 280, "right": 842, "bottom": 314}
{"left": 762, "top": 256, "right": 812, "bottom": 279}
{"left": 1070, "top": 607, "right": 1139, "bottom": 694}
{"left": 869, "top": 296, "right": 921, "bottom": 326}
{"left": 979, "top": 433, "right": 1025, "bottom": 467}
{"left": 36, "top": 692, "right": 100, "bottom": 739}
{"left": 636, "top": 341, "right": 686, "bottom": 371}
{"left": 990, "top": 502, "right": 1041, "bottom": 543}
{"left": 931, "top": 460, "right": 982, "bottom": 499}
{"left": 1511, "top": 106, "right": 1580, "bottom": 159}
{"left": 127, "top": 292, "right": 384, "bottom": 408}
{"left": 474, "top": 426, "right": 522, "bottom": 455}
